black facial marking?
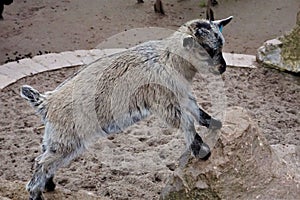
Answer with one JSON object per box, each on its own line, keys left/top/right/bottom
{"left": 213, "top": 31, "right": 224, "bottom": 46}
{"left": 196, "top": 22, "right": 211, "bottom": 30}
{"left": 214, "top": 32, "right": 219, "bottom": 38}
{"left": 202, "top": 43, "right": 215, "bottom": 58}
{"left": 218, "top": 38, "right": 223, "bottom": 46}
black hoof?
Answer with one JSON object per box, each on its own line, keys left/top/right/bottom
{"left": 29, "top": 192, "right": 44, "bottom": 200}
{"left": 44, "top": 177, "right": 56, "bottom": 192}
{"left": 191, "top": 140, "right": 211, "bottom": 160}
{"left": 191, "top": 134, "right": 211, "bottom": 160}
{"left": 197, "top": 142, "right": 211, "bottom": 160}
{"left": 209, "top": 118, "right": 222, "bottom": 130}
{"left": 29, "top": 197, "right": 43, "bottom": 200}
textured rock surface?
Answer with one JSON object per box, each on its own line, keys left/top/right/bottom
{"left": 257, "top": 11, "right": 300, "bottom": 73}
{"left": 160, "top": 107, "right": 300, "bottom": 200}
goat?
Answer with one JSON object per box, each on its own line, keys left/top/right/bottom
{"left": 21, "top": 16, "right": 232, "bottom": 200}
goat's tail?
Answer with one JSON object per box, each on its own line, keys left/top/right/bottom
{"left": 20, "top": 85, "right": 47, "bottom": 117}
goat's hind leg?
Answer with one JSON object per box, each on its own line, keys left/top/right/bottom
{"left": 26, "top": 161, "right": 46, "bottom": 200}
{"left": 40, "top": 144, "right": 56, "bottom": 192}
{"left": 44, "top": 175, "right": 56, "bottom": 192}
{"left": 27, "top": 144, "right": 83, "bottom": 200}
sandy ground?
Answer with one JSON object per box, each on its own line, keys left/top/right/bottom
{"left": 0, "top": 0, "right": 299, "bottom": 200}
{"left": 0, "top": 64, "right": 299, "bottom": 200}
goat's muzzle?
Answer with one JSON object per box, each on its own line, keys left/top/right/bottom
{"left": 218, "top": 56, "right": 227, "bottom": 74}
{"left": 209, "top": 54, "right": 227, "bottom": 75}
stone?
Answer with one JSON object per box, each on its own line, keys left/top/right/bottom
{"left": 81, "top": 55, "right": 97, "bottom": 65}
{"left": 100, "top": 48, "right": 127, "bottom": 56}
{"left": 84, "top": 49, "right": 127, "bottom": 64}
{"left": 76, "top": 49, "right": 124, "bottom": 65}
{"left": 160, "top": 107, "right": 300, "bottom": 200}
{"left": 223, "top": 53, "right": 256, "bottom": 68}
{"left": 257, "top": 11, "right": 300, "bottom": 73}
{"left": 73, "top": 50, "right": 90, "bottom": 58}
{"left": 0, "top": 62, "right": 26, "bottom": 80}
{"left": 72, "top": 50, "right": 95, "bottom": 65}
{"left": 59, "top": 51, "right": 84, "bottom": 66}
{"left": 18, "top": 58, "right": 48, "bottom": 73}
{"left": 32, "top": 53, "right": 71, "bottom": 70}
{"left": 0, "top": 74, "right": 15, "bottom": 90}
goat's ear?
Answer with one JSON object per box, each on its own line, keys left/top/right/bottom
{"left": 183, "top": 37, "right": 194, "bottom": 48}
{"left": 213, "top": 16, "right": 233, "bottom": 32}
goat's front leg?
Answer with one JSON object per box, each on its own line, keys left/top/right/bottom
{"left": 181, "top": 112, "right": 211, "bottom": 160}
{"left": 151, "top": 103, "right": 211, "bottom": 160}
{"left": 186, "top": 94, "right": 222, "bottom": 130}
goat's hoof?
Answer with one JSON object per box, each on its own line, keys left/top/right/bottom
{"left": 44, "top": 178, "right": 56, "bottom": 192}
{"left": 200, "top": 149, "right": 211, "bottom": 160}
{"left": 29, "top": 197, "right": 43, "bottom": 200}
{"left": 198, "top": 142, "right": 211, "bottom": 160}
{"left": 29, "top": 192, "right": 44, "bottom": 200}
{"left": 192, "top": 142, "right": 211, "bottom": 160}
{"left": 209, "top": 118, "right": 222, "bottom": 130}
{"left": 29, "top": 198, "right": 43, "bottom": 200}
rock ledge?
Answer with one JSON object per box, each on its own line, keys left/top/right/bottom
{"left": 160, "top": 107, "right": 299, "bottom": 200}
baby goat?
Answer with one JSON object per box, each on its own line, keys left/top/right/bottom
{"left": 21, "top": 16, "right": 232, "bottom": 200}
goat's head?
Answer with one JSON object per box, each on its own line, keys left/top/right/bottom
{"left": 180, "top": 16, "right": 233, "bottom": 75}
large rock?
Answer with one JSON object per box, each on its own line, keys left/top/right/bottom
{"left": 160, "top": 107, "right": 300, "bottom": 200}
{"left": 257, "top": 11, "right": 300, "bottom": 73}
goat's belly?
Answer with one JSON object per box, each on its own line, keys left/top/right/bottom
{"left": 101, "top": 110, "right": 150, "bottom": 135}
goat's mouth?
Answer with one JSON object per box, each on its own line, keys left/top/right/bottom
{"left": 218, "top": 65, "right": 226, "bottom": 74}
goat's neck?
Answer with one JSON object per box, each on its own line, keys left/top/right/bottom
{"left": 160, "top": 48, "right": 197, "bottom": 83}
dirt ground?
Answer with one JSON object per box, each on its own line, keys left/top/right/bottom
{"left": 0, "top": 0, "right": 299, "bottom": 200}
